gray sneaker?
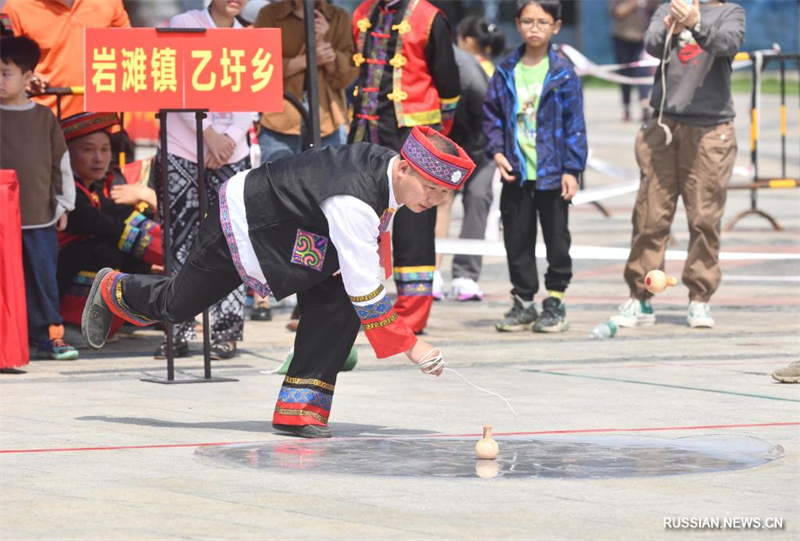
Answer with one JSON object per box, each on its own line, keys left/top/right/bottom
{"left": 495, "top": 296, "right": 538, "bottom": 332}
{"left": 533, "top": 297, "right": 570, "bottom": 333}
{"left": 81, "top": 267, "right": 115, "bottom": 349}
{"left": 771, "top": 361, "right": 800, "bottom": 383}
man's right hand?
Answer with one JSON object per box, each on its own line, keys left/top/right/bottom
{"left": 405, "top": 339, "right": 444, "bottom": 377}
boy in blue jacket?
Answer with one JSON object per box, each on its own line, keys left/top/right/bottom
{"left": 483, "top": 0, "right": 587, "bottom": 333}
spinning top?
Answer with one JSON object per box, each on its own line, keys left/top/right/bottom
{"left": 475, "top": 425, "right": 499, "bottom": 460}
{"left": 645, "top": 270, "right": 678, "bottom": 294}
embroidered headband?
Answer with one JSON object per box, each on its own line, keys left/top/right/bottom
{"left": 400, "top": 126, "right": 475, "bottom": 190}
{"left": 61, "top": 112, "right": 119, "bottom": 143}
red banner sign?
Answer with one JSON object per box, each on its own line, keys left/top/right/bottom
{"left": 84, "top": 28, "right": 283, "bottom": 112}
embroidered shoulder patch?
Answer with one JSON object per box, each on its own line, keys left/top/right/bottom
{"left": 291, "top": 229, "right": 328, "bottom": 272}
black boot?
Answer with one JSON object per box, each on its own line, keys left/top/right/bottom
{"left": 273, "top": 423, "right": 332, "bottom": 439}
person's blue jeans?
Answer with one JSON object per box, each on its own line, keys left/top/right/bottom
{"left": 22, "top": 227, "right": 62, "bottom": 343}
{"left": 258, "top": 126, "right": 347, "bottom": 164}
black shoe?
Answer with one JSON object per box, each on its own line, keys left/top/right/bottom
{"left": 495, "top": 296, "right": 538, "bottom": 332}
{"left": 251, "top": 305, "right": 272, "bottom": 321}
{"left": 273, "top": 423, "right": 332, "bottom": 439}
{"left": 210, "top": 340, "right": 237, "bottom": 360}
{"left": 533, "top": 297, "right": 570, "bottom": 333}
{"left": 153, "top": 340, "right": 190, "bottom": 359}
{"left": 82, "top": 267, "right": 115, "bottom": 349}
{"left": 0, "top": 368, "right": 26, "bottom": 374}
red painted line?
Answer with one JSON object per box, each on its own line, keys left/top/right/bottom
{"left": 533, "top": 360, "right": 788, "bottom": 371}
{"left": 1, "top": 422, "right": 797, "bottom": 454}
{"left": 0, "top": 441, "right": 261, "bottom": 454}
{"left": 488, "top": 422, "right": 800, "bottom": 438}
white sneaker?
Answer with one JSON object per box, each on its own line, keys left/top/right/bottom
{"left": 609, "top": 298, "right": 656, "bottom": 328}
{"left": 432, "top": 270, "right": 444, "bottom": 301}
{"left": 687, "top": 301, "right": 714, "bottom": 328}
{"left": 449, "top": 277, "right": 484, "bottom": 301}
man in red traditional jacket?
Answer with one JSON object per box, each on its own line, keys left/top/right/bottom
{"left": 349, "top": 0, "right": 460, "bottom": 335}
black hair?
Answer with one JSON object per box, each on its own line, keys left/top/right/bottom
{"left": 456, "top": 15, "right": 506, "bottom": 57}
{"left": 0, "top": 36, "right": 41, "bottom": 73}
{"left": 427, "top": 131, "right": 459, "bottom": 157}
{"left": 515, "top": 0, "right": 562, "bottom": 21}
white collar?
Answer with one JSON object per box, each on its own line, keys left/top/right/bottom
{"left": 204, "top": 8, "right": 243, "bottom": 29}
{"left": 0, "top": 100, "right": 35, "bottom": 111}
{"left": 386, "top": 156, "right": 401, "bottom": 210}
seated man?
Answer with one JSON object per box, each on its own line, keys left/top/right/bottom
{"left": 58, "top": 112, "right": 161, "bottom": 340}
{"left": 82, "top": 126, "right": 475, "bottom": 438}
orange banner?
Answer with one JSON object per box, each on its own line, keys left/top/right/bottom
{"left": 84, "top": 28, "right": 283, "bottom": 112}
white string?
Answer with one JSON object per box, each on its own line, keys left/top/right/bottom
{"left": 417, "top": 347, "right": 445, "bottom": 375}
{"left": 417, "top": 348, "right": 518, "bottom": 417}
{"left": 656, "top": 20, "right": 677, "bottom": 146}
{"left": 444, "top": 367, "right": 518, "bottom": 418}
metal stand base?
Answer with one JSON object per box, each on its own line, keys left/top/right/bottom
{"left": 724, "top": 209, "right": 783, "bottom": 232}
{"left": 140, "top": 371, "right": 238, "bottom": 384}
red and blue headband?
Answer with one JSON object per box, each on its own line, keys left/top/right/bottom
{"left": 61, "top": 112, "right": 119, "bottom": 143}
{"left": 401, "top": 126, "right": 475, "bottom": 190}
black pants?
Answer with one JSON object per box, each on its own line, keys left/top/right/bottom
{"left": 500, "top": 182, "right": 572, "bottom": 300}
{"left": 120, "top": 207, "right": 360, "bottom": 425}
{"left": 121, "top": 207, "right": 242, "bottom": 326}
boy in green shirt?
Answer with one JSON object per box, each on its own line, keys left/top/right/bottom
{"left": 483, "top": 0, "right": 587, "bottom": 333}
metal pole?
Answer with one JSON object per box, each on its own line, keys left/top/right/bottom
{"left": 779, "top": 58, "right": 786, "bottom": 179}
{"left": 195, "top": 110, "right": 212, "bottom": 378}
{"left": 158, "top": 110, "right": 175, "bottom": 381}
{"left": 750, "top": 54, "right": 760, "bottom": 211}
{"left": 302, "top": 0, "right": 321, "bottom": 150}
{"left": 118, "top": 111, "right": 126, "bottom": 168}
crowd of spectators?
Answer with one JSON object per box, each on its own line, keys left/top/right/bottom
{"left": 2, "top": 0, "right": 793, "bottom": 383}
